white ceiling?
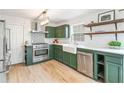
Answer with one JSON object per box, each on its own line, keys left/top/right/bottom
{"left": 0, "top": 9, "right": 99, "bottom": 23}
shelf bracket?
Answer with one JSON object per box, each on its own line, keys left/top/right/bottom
{"left": 115, "top": 22, "right": 118, "bottom": 41}
{"left": 115, "top": 33, "right": 118, "bottom": 41}
{"left": 115, "top": 23, "right": 118, "bottom": 30}
{"left": 90, "top": 27, "right": 92, "bottom": 40}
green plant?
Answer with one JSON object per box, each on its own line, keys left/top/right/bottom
{"left": 108, "top": 41, "right": 121, "bottom": 47}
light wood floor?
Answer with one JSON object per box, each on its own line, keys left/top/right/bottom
{"left": 8, "top": 60, "right": 97, "bottom": 83}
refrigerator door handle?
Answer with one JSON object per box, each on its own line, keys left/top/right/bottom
{"left": 0, "top": 59, "right": 4, "bottom": 61}
{"left": 8, "top": 28, "right": 11, "bottom": 51}
{"left": 6, "top": 28, "right": 11, "bottom": 53}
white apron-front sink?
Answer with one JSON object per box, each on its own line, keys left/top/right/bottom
{"left": 63, "top": 44, "right": 77, "bottom": 54}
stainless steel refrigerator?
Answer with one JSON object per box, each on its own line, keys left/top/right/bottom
{"left": 0, "top": 20, "right": 11, "bottom": 83}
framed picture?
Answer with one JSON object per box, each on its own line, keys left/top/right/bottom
{"left": 98, "top": 10, "right": 115, "bottom": 22}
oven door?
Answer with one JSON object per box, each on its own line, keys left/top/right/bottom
{"left": 34, "top": 49, "right": 48, "bottom": 57}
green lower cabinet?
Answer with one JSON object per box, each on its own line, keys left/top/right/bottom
{"left": 105, "top": 55, "right": 123, "bottom": 83}
{"left": 25, "top": 46, "right": 33, "bottom": 66}
{"left": 53, "top": 45, "right": 63, "bottom": 62}
{"left": 58, "top": 49, "right": 63, "bottom": 62}
{"left": 63, "top": 52, "right": 70, "bottom": 65}
{"left": 63, "top": 52, "right": 77, "bottom": 69}
{"left": 94, "top": 51, "right": 124, "bottom": 83}
{"left": 54, "top": 47, "right": 58, "bottom": 60}
{"left": 54, "top": 45, "right": 77, "bottom": 68}
{"left": 105, "top": 61, "right": 122, "bottom": 83}
{"left": 54, "top": 45, "right": 58, "bottom": 60}
{"left": 70, "top": 53, "right": 77, "bottom": 69}
{"left": 93, "top": 52, "right": 98, "bottom": 80}
{"left": 49, "top": 45, "right": 54, "bottom": 59}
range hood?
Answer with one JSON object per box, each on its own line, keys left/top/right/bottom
{"left": 31, "top": 21, "right": 48, "bottom": 33}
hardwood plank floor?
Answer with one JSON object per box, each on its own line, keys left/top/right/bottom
{"left": 8, "top": 60, "right": 97, "bottom": 83}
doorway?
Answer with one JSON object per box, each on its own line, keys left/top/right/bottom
{"left": 8, "top": 24, "right": 24, "bottom": 64}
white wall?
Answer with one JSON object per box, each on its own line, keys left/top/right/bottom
{"left": 0, "top": 15, "right": 31, "bottom": 44}
{"left": 0, "top": 15, "right": 31, "bottom": 64}
{"left": 1, "top": 9, "right": 124, "bottom": 64}
{"left": 56, "top": 9, "right": 124, "bottom": 48}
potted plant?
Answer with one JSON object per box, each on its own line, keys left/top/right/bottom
{"left": 108, "top": 41, "right": 122, "bottom": 49}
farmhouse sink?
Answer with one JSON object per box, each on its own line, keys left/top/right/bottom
{"left": 63, "top": 44, "right": 77, "bottom": 54}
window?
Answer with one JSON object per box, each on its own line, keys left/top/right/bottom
{"left": 73, "top": 33, "right": 84, "bottom": 42}
{"left": 72, "top": 24, "right": 84, "bottom": 42}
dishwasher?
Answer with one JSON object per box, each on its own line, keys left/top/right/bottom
{"left": 77, "top": 51, "right": 93, "bottom": 78}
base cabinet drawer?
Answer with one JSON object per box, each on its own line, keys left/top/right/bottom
{"left": 106, "top": 56, "right": 122, "bottom": 65}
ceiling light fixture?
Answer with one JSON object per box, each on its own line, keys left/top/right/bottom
{"left": 34, "top": 9, "right": 49, "bottom": 26}
{"left": 39, "top": 10, "right": 49, "bottom": 26}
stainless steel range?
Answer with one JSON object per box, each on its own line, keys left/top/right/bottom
{"left": 33, "top": 43, "right": 49, "bottom": 63}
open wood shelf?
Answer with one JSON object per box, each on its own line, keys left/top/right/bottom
{"left": 84, "top": 30, "right": 124, "bottom": 35}
{"left": 84, "top": 18, "right": 124, "bottom": 40}
{"left": 84, "top": 19, "right": 124, "bottom": 27}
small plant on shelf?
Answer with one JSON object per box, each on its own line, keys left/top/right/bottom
{"left": 108, "top": 41, "right": 122, "bottom": 49}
